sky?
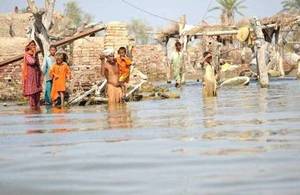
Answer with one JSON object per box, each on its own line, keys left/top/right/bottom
{"left": 0, "top": 0, "right": 283, "bottom": 28}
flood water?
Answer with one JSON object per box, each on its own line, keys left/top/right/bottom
{"left": 0, "top": 80, "right": 300, "bottom": 195}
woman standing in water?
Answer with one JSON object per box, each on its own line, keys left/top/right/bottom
{"left": 22, "top": 40, "right": 42, "bottom": 110}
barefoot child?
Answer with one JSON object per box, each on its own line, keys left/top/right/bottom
{"left": 116, "top": 47, "right": 132, "bottom": 97}
{"left": 49, "top": 53, "right": 71, "bottom": 107}
{"left": 42, "top": 45, "right": 57, "bottom": 105}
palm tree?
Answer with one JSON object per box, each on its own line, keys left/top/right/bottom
{"left": 282, "top": 0, "right": 300, "bottom": 12}
{"left": 209, "top": 0, "right": 246, "bottom": 25}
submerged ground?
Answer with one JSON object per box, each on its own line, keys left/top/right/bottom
{"left": 0, "top": 80, "right": 300, "bottom": 195}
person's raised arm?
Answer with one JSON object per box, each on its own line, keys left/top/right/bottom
{"left": 25, "top": 54, "right": 36, "bottom": 66}
{"left": 100, "top": 54, "right": 106, "bottom": 77}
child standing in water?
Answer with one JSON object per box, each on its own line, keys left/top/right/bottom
{"left": 42, "top": 45, "right": 57, "bottom": 105}
{"left": 116, "top": 47, "right": 132, "bottom": 98}
{"left": 49, "top": 53, "right": 71, "bottom": 107}
{"left": 202, "top": 51, "right": 217, "bottom": 97}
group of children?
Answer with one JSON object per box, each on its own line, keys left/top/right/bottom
{"left": 41, "top": 45, "right": 131, "bottom": 107}
{"left": 42, "top": 46, "right": 71, "bottom": 107}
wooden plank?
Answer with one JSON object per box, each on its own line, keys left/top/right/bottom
{"left": 125, "top": 80, "right": 146, "bottom": 98}
{"left": 52, "top": 26, "right": 106, "bottom": 47}
{"left": 68, "top": 79, "right": 106, "bottom": 105}
{"left": 0, "top": 25, "right": 106, "bottom": 67}
{"left": 297, "top": 61, "right": 300, "bottom": 79}
{"left": 0, "top": 54, "right": 28, "bottom": 67}
{"left": 95, "top": 79, "right": 107, "bottom": 96}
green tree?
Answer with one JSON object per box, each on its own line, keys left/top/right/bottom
{"left": 64, "top": 0, "right": 93, "bottom": 28}
{"left": 209, "top": 0, "right": 246, "bottom": 25}
{"left": 282, "top": 0, "right": 300, "bottom": 12}
{"left": 128, "top": 19, "right": 152, "bottom": 44}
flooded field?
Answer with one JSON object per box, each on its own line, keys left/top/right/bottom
{"left": 0, "top": 80, "right": 300, "bottom": 195}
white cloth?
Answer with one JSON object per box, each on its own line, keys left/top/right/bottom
{"left": 103, "top": 48, "right": 115, "bottom": 56}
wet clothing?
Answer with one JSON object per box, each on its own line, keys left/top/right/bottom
{"left": 42, "top": 55, "right": 55, "bottom": 104}
{"left": 170, "top": 51, "right": 185, "bottom": 83}
{"left": 44, "top": 80, "right": 52, "bottom": 104}
{"left": 203, "top": 62, "right": 217, "bottom": 97}
{"left": 22, "top": 53, "right": 42, "bottom": 108}
{"left": 42, "top": 55, "right": 55, "bottom": 81}
{"left": 107, "top": 83, "right": 122, "bottom": 104}
{"left": 28, "top": 92, "right": 41, "bottom": 108}
{"left": 49, "top": 63, "right": 71, "bottom": 102}
{"left": 117, "top": 56, "right": 132, "bottom": 83}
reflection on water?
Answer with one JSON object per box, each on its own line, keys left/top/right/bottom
{"left": 258, "top": 87, "right": 268, "bottom": 112}
{"left": 202, "top": 97, "right": 218, "bottom": 128}
{"left": 1, "top": 80, "right": 300, "bottom": 195}
{"left": 107, "top": 103, "right": 133, "bottom": 129}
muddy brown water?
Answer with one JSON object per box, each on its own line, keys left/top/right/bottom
{"left": 0, "top": 80, "right": 300, "bottom": 195}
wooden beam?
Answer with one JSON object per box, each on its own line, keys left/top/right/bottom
{"left": 0, "top": 54, "right": 28, "bottom": 68}
{"left": 0, "top": 25, "right": 106, "bottom": 67}
{"left": 193, "top": 23, "right": 278, "bottom": 37}
{"left": 52, "top": 25, "right": 106, "bottom": 47}
{"left": 297, "top": 61, "right": 300, "bottom": 80}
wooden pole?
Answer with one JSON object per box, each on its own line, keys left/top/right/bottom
{"left": 252, "top": 18, "right": 269, "bottom": 88}
{"left": 164, "top": 38, "right": 171, "bottom": 83}
{"left": 297, "top": 60, "right": 300, "bottom": 79}
{"left": 278, "top": 46, "right": 285, "bottom": 77}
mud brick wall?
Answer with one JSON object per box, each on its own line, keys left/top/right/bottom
{"left": 0, "top": 12, "right": 68, "bottom": 38}
{"left": 71, "top": 37, "right": 105, "bottom": 92}
{"left": 0, "top": 13, "right": 32, "bottom": 37}
{"left": 0, "top": 37, "right": 28, "bottom": 100}
{"left": 104, "top": 22, "right": 129, "bottom": 50}
{"left": 132, "top": 45, "right": 167, "bottom": 81}
{"left": 0, "top": 37, "right": 28, "bottom": 61}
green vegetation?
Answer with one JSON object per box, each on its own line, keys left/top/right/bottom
{"left": 128, "top": 19, "right": 153, "bottom": 44}
{"left": 64, "top": 0, "right": 93, "bottom": 28}
{"left": 282, "top": 0, "right": 300, "bottom": 12}
{"left": 209, "top": 0, "right": 246, "bottom": 25}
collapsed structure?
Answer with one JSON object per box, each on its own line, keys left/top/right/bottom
{"left": 0, "top": 10, "right": 299, "bottom": 101}
{"left": 157, "top": 13, "right": 300, "bottom": 86}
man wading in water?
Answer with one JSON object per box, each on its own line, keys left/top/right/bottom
{"left": 100, "top": 49, "right": 123, "bottom": 104}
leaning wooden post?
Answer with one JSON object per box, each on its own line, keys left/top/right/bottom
{"left": 178, "top": 15, "right": 187, "bottom": 84}
{"left": 278, "top": 45, "right": 285, "bottom": 77}
{"left": 164, "top": 37, "right": 171, "bottom": 82}
{"left": 252, "top": 17, "right": 269, "bottom": 88}
{"left": 297, "top": 60, "right": 300, "bottom": 79}
{"left": 211, "top": 40, "right": 221, "bottom": 78}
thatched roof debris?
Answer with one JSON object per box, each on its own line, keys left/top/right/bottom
{"left": 180, "top": 12, "right": 300, "bottom": 37}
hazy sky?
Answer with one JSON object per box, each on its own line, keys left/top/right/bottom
{"left": 0, "top": 0, "right": 283, "bottom": 27}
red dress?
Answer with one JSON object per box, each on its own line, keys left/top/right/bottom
{"left": 22, "top": 53, "right": 42, "bottom": 108}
